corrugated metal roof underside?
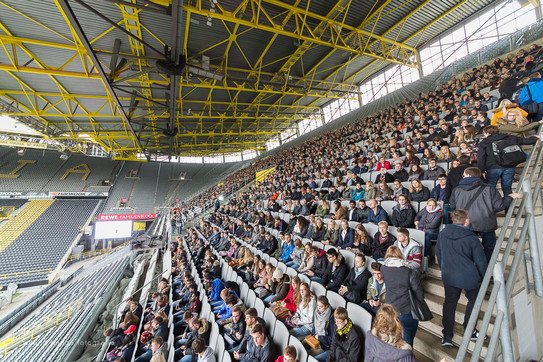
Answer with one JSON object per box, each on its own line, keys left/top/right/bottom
{"left": 0, "top": 0, "right": 498, "bottom": 156}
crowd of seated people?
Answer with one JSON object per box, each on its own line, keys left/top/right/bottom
{"left": 103, "top": 280, "right": 171, "bottom": 362}
{"left": 161, "top": 44, "right": 543, "bottom": 359}
{"left": 195, "top": 209, "right": 424, "bottom": 361}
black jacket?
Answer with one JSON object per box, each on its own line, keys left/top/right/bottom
{"left": 408, "top": 186, "right": 430, "bottom": 202}
{"left": 375, "top": 172, "right": 393, "bottom": 184}
{"left": 449, "top": 178, "right": 512, "bottom": 232}
{"left": 342, "top": 267, "right": 372, "bottom": 304}
{"left": 371, "top": 232, "right": 396, "bottom": 260}
{"left": 390, "top": 204, "right": 416, "bottom": 228}
{"left": 477, "top": 133, "right": 537, "bottom": 171}
{"left": 381, "top": 263, "right": 424, "bottom": 315}
{"left": 436, "top": 224, "right": 487, "bottom": 290}
{"left": 347, "top": 208, "right": 363, "bottom": 222}
{"left": 445, "top": 163, "right": 470, "bottom": 200}
{"left": 327, "top": 322, "right": 363, "bottom": 362}
{"left": 227, "top": 318, "right": 247, "bottom": 346}
{"left": 322, "top": 259, "right": 349, "bottom": 292}
{"left": 312, "top": 251, "right": 329, "bottom": 277}
{"left": 392, "top": 169, "right": 409, "bottom": 182}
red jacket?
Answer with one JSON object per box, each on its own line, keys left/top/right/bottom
{"left": 376, "top": 161, "right": 391, "bottom": 171}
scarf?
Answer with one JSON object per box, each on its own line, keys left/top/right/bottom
{"left": 425, "top": 204, "right": 442, "bottom": 213}
{"left": 354, "top": 265, "right": 366, "bottom": 279}
{"left": 384, "top": 257, "right": 409, "bottom": 268}
{"left": 313, "top": 306, "right": 332, "bottom": 336}
{"left": 337, "top": 318, "right": 353, "bottom": 336}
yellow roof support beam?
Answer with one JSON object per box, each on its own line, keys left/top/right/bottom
{"left": 185, "top": 0, "right": 419, "bottom": 68}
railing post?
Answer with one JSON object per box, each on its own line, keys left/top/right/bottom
{"left": 493, "top": 261, "right": 514, "bottom": 361}
{"left": 523, "top": 179, "right": 543, "bottom": 296}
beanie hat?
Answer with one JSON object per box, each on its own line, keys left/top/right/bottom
{"left": 272, "top": 269, "right": 284, "bottom": 279}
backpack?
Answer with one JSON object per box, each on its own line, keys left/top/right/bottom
{"left": 491, "top": 138, "right": 526, "bottom": 167}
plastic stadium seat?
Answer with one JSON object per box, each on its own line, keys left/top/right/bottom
{"left": 310, "top": 281, "right": 326, "bottom": 297}
{"left": 289, "top": 335, "right": 308, "bottom": 362}
{"left": 339, "top": 249, "right": 355, "bottom": 268}
{"left": 254, "top": 297, "right": 265, "bottom": 318}
{"left": 298, "top": 273, "right": 311, "bottom": 285}
{"left": 221, "top": 349, "right": 232, "bottom": 362}
{"left": 347, "top": 302, "right": 373, "bottom": 334}
{"left": 209, "top": 323, "right": 219, "bottom": 352}
{"left": 246, "top": 289, "right": 257, "bottom": 309}
{"left": 326, "top": 290, "right": 346, "bottom": 310}
{"left": 263, "top": 308, "right": 277, "bottom": 336}
{"left": 286, "top": 267, "right": 298, "bottom": 278}
{"left": 200, "top": 302, "right": 211, "bottom": 320}
{"left": 240, "top": 283, "right": 250, "bottom": 303}
{"left": 273, "top": 321, "right": 290, "bottom": 354}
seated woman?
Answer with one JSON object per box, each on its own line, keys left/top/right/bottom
{"left": 336, "top": 219, "right": 355, "bottom": 250}
{"left": 288, "top": 282, "right": 316, "bottom": 338}
{"left": 391, "top": 179, "right": 409, "bottom": 201}
{"left": 322, "top": 220, "right": 339, "bottom": 246}
{"left": 414, "top": 198, "right": 443, "bottom": 258}
{"left": 437, "top": 143, "right": 456, "bottom": 163}
{"left": 286, "top": 239, "right": 305, "bottom": 269}
{"left": 307, "top": 296, "right": 334, "bottom": 361}
{"left": 346, "top": 223, "right": 372, "bottom": 255}
{"left": 315, "top": 199, "right": 330, "bottom": 219}
{"left": 321, "top": 249, "right": 349, "bottom": 293}
{"left": 390, "top": 194, "right": 416, "bottom": 228}
{"left": 376, "top": 181, "right": 394, "bottom": 201}
{"left": 407, "top": 164, "right": 424, "bottom": 181}
{"left": 264, "top": 269, "right": 291, "bottom": 305}
{"left": 339, "top": 253, "right": 372, "bottom": 304}
{"left": 364, "top": 181, "right": 377, "bottom": 201}
{"left": 365, "top": 304, "right": 415, "bottom": 361}
{"left": 297, "top": 242, "right": 315, "bottom": 274}
{"left": 310, "top": 218, "right": 326, "bottom": 242}
{"left": 408, "top": 179, "right": 430, "bottom": 202}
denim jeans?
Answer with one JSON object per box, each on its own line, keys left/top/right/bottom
{"left": 263, "top": 294, "right": 276, "bottom": 304}
{"left": 309, "top": 276, "right": 322, "bottom": 283}
{"left": 314, "top": 350, "right": 330, "bottom": 362}
{"left": 399, "top": 313, "right": 419, "bottom": 347}
{"left": 290, "top": 325, "right": 312, "bottom": 339}
{"left": 424, "top": 231, "right": 439, "bottom": 257}
{"left": 285, "top": 261, "right": 300, "bottom": 269}
{"left": 134, "top": 349, "right": 152, "bottom": 362}
{"left": 486, "top": 168, "right": 515, "bottom": 197}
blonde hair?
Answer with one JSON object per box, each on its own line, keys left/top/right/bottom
{"left": 385, "top": 245, "right": 404, "bottom": 260}
{"left": 371, "top": 304, "right": 410, "bottom": 350}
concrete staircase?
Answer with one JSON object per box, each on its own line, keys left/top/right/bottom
{"left": 414, "top": 158, "right": 543, "bottom": 361}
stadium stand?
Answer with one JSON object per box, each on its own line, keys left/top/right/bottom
{"left": 0, "top": 147, "right": 119, "bottom": 193}
{"left": 0, "top": 253, "right": 129, "bottom": 361}
{"left": 0, "top": 199, "right": 100, "bottom": 286}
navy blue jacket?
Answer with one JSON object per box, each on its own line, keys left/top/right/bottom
{"left": 337, "top": 228, "right": 355, "bottom": 248}
{"left": 436, "top": 224, "right": 487, "bottom": 290}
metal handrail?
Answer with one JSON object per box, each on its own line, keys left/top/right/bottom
{"left": 0, "top": 298, "right": 82, "bottom": 356}
{"left": 456, "top": 127, "right": 543, "bottom": 361}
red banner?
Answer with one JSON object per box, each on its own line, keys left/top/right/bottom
{"left": 98, "top": 213, "right": 158, "bottom": 221}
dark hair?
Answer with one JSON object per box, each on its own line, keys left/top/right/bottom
{"left": 251, "top": 323, "right": 265, "bottom": 335}
{"left": 245, "top": 308, "right": 258, "bottom": 319}
{"left": 371, "top": 262, "right": 382, "bottom": 271}
{"left": 396, "top": 227, "right": 409, "bottom": 237}
{"left": 326, "top": 248, "right": 338, "bottom": 257}
{"left": 192, "top": 338, "right": 206, "bottom": 354}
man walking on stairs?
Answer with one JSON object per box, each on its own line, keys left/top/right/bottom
{"left": 436, "top": 209, "right": 487, "bottom": 346}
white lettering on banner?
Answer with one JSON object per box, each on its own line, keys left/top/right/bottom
{"left": 97, "top": 213, "right": 158, "bottom": 221}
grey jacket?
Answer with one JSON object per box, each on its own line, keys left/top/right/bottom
{"left": 449, "top": 178, "right": 511, "bottom": 232}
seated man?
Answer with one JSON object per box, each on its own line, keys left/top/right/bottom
{"left": 327, "top": 307, "right": 362, "bottom": 362}
{"left": 234, "top": 323, "right": 277, "bottom": 362}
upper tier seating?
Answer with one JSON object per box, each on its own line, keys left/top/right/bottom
{"left": 0, "top": 199, "right": 100, "bottom": 286}
{"left": 0, "top": 255, "right": 128, "bottom": 362}
{"left": 0, "top": 147, "right": 119, "bottom": 192}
